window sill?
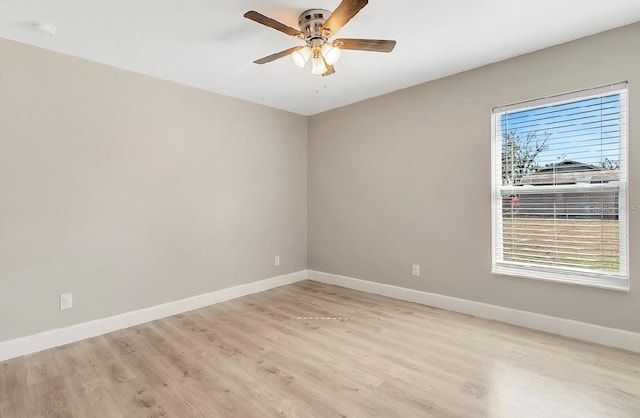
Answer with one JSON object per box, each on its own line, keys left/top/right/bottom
{"left": 492, "top": 265, "right": 629, "bottom": 292}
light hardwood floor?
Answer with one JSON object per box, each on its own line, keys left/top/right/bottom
{"left": 2, "top": 280, "right": 640, "bottom": 417}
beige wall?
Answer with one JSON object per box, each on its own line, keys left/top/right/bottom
{"left": 0, "top": 38, "right": 308, "bottom": 342}
{"left": 308, "top": 22, "right": 640, "bottom": 333}
{"left": 2, "top": 21, "right": 638, "bottom": 343}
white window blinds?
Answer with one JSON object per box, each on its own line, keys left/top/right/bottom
{"left": 491, "top": 83, "right": 629, "bottom": 290}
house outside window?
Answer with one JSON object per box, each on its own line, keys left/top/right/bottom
{"left": 491, "top": 83, "right": 629, "bottom": 290}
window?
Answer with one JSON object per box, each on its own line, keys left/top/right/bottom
{"left": 491, "top": 83, "right": 629, "bottom": 290}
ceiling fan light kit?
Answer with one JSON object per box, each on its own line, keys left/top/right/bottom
{"left": 311, "top": 55, "right": 328, "bottom": 75}
{"left": 321, "top": 43, "right": 341, "bottom": 65}
{"left": 292, "top": 46, "right": 312, "bottom": 68}
{"left": 244, "top": 0, "right": 396, "bottom": 77}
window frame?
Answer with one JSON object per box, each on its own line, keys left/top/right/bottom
{"left": 491, "top": 83, "right": 630, "bottom": 291}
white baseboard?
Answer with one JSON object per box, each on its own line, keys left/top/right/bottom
{"left": 0, "top": 270, "right": 308, "bottom": 362}
{"left": 4, "top": 269, "right": 637, "bottom": 361}
{"left": 307, "top": 270, "right": 640, "bottom": 353}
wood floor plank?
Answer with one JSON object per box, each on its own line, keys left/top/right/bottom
{"left": 2, "top": 280, "right": 640, "bottom": 417}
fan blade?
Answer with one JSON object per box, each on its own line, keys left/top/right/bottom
{"left": 322, "top": 64, "right": 336, "bottom": 77}
{"left": 334, "top": 38, "right": 396, "bottom": 53}
{"left": 244, "top": 11, "right": 304, "bottom": 38}
{"left": 254, "top": 46, "right": 302, "bottom": 64}
{"left": 322, "top": 0, "right": 368, "bottom": 37}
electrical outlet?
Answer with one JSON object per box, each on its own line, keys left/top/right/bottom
{"left": 275, "top": 256, "right": 280, "bottom": 266}
{"left": 60, "top": 293, "right": 73, "bottom": 310}
{"left": 411, "top": 264, "right": 421, "bottom": 277}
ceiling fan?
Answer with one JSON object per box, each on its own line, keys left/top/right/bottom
{"left": 244, "top": 0, "right": 396, "bottom": 77}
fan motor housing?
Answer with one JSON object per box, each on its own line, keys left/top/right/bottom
{"left": 298, "top": 9, "right": 331, "bottom": 43}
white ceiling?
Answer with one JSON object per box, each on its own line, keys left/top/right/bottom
{"left": 1, "top": 1, "right": 640, "bottom": 115}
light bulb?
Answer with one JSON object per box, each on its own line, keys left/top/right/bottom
{"left": 292, "top": 46, "right": 312, "bottom": 68}
{"left": 311, "top": 56, "right": 328, "bottom": 75}
{"left": 321, "top": 43, "right": 341, "bottom": 65}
